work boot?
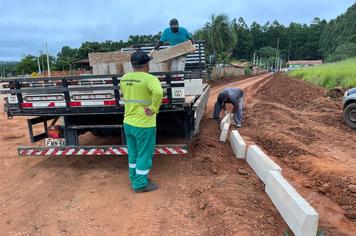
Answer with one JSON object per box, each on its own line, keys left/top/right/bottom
{"left": 134, "top": 182, "right": 159, "bottom": 193}
{"left": 236, "top": 123, "right": 242, "bottom": 128}
{"left": 130, "top": 178, "right": 152, "bottom": 191}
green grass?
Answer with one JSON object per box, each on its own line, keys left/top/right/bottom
{"left": 289, "top": 58, "right": 356, "bottom": 89}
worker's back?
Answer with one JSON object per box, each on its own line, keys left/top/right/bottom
{"left": 120, "top": 72, "right": 163, "bottom": 128}
{"left": 220, "top": 88, "right": 243, "bottom": 105}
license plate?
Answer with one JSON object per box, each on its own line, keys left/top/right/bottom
{"left": 45, "top": 138, "right": 66, "bottom": 147}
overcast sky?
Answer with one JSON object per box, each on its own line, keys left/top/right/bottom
{"left": 1, "top": 0, "right": 355, "bottom": 61}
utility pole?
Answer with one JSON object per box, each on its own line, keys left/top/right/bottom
{"left": 40, "top": 50, "right": 45, "bottom": 74}
{"left": 37, "top": 56, "right": 41, "bottom": 74}
{"left": 288, "top": 40, "right": 291, "bottom": 62}
{"left": 44, "top": 42, "right": 51, "bottom": 77}
{"left": 277, "top": 58, "right": 280, "bottom": 72}
{"left": 275, "top": 37, "right": 280, "bottom": 70}
{"left": 253, "top": 52, "right": 256, "bottom": 66}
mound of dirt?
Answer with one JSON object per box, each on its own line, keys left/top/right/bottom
{"left": 257, "top": 73, "right": 325, "bottom": 109}
{"left": 325, "top": 87, "right": 346, "bottom": 100}
{"left": 240, "top": 73, "right": 356, "bottom": 228}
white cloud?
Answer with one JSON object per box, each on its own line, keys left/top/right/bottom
{"left": 0, "top": 0, "right": 354, "bottom": 60}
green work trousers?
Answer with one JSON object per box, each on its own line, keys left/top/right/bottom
{"left": 124, "top": 123, "right": 156, "bottom": 190}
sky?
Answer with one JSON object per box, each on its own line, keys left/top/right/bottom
{"left": 1, "top": 0, "right": 355, "bottom": 61}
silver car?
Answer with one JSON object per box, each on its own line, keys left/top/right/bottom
{"left": 342, "top": 88, "right": 356, "bottom": 129}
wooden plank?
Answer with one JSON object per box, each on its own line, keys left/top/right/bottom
{"left": 88, "top": 51, "right": 132, "bottom": 66}
{"left": 122, "top": 61, "right": 170, "bottom": 73}
{"left": 149, "top": 61, "right": 170, "bottom": 72}
{"left": 152, "top": 41, "right": 196, "bottom": 63}
{"left": 122, "top": 62, "right": 133, "bottom": 74}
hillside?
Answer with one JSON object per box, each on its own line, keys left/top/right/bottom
{"left": 320, "top": 3, "right": 356, "bottom": 60}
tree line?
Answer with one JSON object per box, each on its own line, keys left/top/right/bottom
{"left": 3, "top": 3, "right": 356, "bottom": 75}
{"left": 195, "top": 3, "right": 356, "bottom": 66}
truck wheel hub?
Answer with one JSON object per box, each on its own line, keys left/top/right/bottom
{"left": 349, "top": 109, "right": 356, "bottom": 122}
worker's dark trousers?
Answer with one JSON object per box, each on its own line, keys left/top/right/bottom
{"left": 124, "top": 123, "right": 156, "bottom": 190}
{"left": 213, "top": 96, "right": 244, "bottom": 124}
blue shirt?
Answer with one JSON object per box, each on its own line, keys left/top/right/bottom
{"left": 218, "top": 88, "right": 244, "bottom": 107}
{"left": 160, "top": 27, "right": 192, "bottom": 46}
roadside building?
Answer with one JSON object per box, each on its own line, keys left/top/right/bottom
{"left": 287, "top": 60, "right": 323, "bottom": 69}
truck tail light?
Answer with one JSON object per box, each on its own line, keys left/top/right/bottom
{"left": 21, "top": 103, "right": 33, "bottom": 108}
{"left": 103, "top": 100, "right": 116, "bottom": 106}
{"left": 69, "top": 101, "right": 82, "bottom": 107}
{"left": 162, "top": 98, "right": 169, "bottom": 104}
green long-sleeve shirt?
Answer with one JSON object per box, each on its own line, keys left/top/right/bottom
{"left": 120, "top": 72, "right": 163, "bottom": 128}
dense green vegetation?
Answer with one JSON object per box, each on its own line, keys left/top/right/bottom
{"left": 3, "top": 3, "right": 355, "bottom": 75}
{"left": 289, "top": 58, "right": 356, "bottom": 88}
{"left": 0, "top": 61, "right": 17, "bottom": 76}
{"left": 195, "top": 3, "right": 356, "bottom": 65}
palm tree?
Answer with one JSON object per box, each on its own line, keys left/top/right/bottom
{"left": 194, "top": 14, "right": 237, "bottom": 63}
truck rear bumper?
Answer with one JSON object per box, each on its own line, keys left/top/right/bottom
{"left": 18, "top": 144, "right": 188, "bottom": 157}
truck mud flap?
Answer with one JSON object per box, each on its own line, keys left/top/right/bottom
{"left": 18, "top": 145, "right": 188, "bottom": 157}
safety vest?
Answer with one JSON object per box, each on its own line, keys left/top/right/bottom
{"left": 120, "top": 72, "right": 163, "bottom": 128}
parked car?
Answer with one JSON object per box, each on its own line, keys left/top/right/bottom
{"left": 342, "top": 88, "right": 356, "bottom": 129}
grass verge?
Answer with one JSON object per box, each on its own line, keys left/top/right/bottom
{"left": 288, "top": 58, "right": 356, "bottom": 88}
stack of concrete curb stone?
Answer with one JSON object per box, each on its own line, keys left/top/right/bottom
{"left": 219, "top": 113, "right": 319, "bottom": 236}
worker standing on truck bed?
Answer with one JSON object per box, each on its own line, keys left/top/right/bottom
{"left": 213, "top": 88, "right": 244, "bottom": 128}
{"left": 153, "top": 18, "right": 193, "bottom": 71}
{"left": 120, "top": 50, "right": 163, "bottom": 193}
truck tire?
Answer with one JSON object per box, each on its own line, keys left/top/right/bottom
{"left": 342, "top": 103, "right": 356, "bottom": 129}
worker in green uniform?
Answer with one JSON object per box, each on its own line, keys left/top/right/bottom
{"left": 120, "top": 50, "right": 163, "bottom": 193}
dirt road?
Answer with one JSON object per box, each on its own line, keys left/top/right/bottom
{"left": 0, "top": 74, "right": 288, "bottom": 236}
{"left": 1, "top": 73, "right": 354, "bottom": 235}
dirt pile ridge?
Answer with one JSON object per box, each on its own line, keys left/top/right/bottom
{"left": 240, "top": 73, "right": 356, "bottom": 235}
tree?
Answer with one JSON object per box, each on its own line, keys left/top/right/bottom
{"left": 320, "top": 3, "right": 356, "bottom": 59}
{"left": 16, "top": 54, "right": 56, "bottom": 75}
{"left": 16, "top": 55, "right": 38, "bottom": 74}
{"left": 0, "top": 61, "right": 18, "bottom": 77}
{"left": 217, "top": 52, "right": 233, "bottom": 65}
{"left": 327, "top": 42, "right": 356, "bottom": 61}
{"left": 56, "top": 46, "right": 78, "bottom": 71}
{"left": 194, "top": 14, "right": 237, "bottom": 61}
{"left": 231, "top": 17, "right": 253, "bottom": 59}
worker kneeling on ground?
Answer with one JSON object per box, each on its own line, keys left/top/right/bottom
{"left": 120, "top": 50, "right": 163, "bottom": 193}
{"left": 153, "top": 18, "right": 193, "bottom": 71}
{"left": 213, "top": 88, "right": 244, "bottom": 128}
